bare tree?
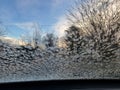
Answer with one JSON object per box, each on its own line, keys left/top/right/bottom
{"left": 20, "top": 23, "right": 41, "bottom": 48}
{"left": 67, "top": 0, "right": 120, "bottom": 64}
{"left": 32, "top": 23, "right": 41, "bottom": 48}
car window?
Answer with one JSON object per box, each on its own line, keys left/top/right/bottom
{"left": 0, "top": 0, "right": 120, "bottom": 83}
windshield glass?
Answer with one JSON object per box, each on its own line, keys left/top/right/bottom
{"left": 0, "top": 0, "right": 120, "bottom": 83}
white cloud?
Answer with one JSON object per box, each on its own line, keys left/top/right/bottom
{"left": 6, "top": 22, "right": 39, "bottom": 32}
{"left": 15, "top": 22, "right": 35, "bottom": 31}
{"left": 15, "top": 22, "right": 43, "bottom": 38}
{"left": 0, "top": 36, "right": 25, "bottom": 45}
{"left": 53, "top": 16, "right": 71, "bottom": 38}
{"left": 4, "top": 22, "right": 42, "bottom": 38}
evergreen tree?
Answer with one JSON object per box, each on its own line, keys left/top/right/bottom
{"left": 65, "top": 26, "right": 87, "bottom": 55}
{"left": 43, "top": 33, "right": 57, "bottom": 48}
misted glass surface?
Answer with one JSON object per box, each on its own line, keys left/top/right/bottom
{"left": 0, "top": 0, "right": 120, "bottom": 83}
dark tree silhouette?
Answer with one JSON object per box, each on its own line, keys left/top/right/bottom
{"left": 43, "top": 33, "right": 57, "bottom": 48}
{"left": 65, "top": 25, "right": 87, "bottom": 55}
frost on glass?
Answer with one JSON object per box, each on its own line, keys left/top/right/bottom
{"left": 0, "top": 0, "right": 120, "bottom": 83}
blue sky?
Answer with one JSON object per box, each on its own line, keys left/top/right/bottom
{"left": 0, "top": 0, "right": 74, "bottom": 39}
